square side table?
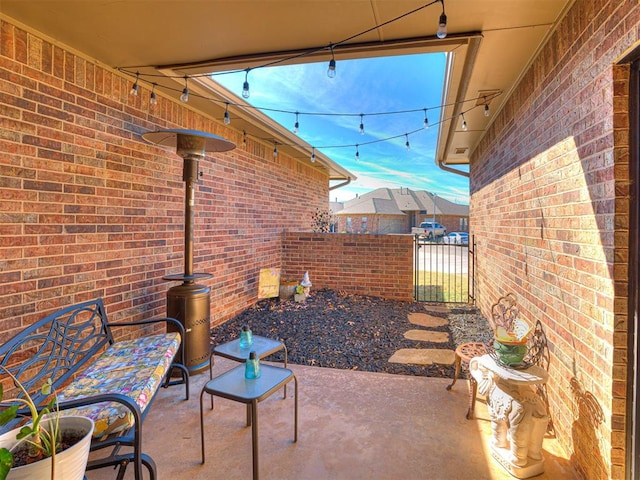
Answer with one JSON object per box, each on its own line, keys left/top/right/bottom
{"left": 200, "top": 364, "right": 298, "bottom": 480}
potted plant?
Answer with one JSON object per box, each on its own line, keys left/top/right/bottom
{"left": 0, "top": 368, "right": 93, "bottom": 480}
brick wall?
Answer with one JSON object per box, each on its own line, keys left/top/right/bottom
{"left": 0, "top": 19, "right": 328, "bottom": 338}
{"left": 281, "top": 233, "right": 414, "bottom": 301}
{"left": 469, "top": 1, "right": 637, "bottom": 478}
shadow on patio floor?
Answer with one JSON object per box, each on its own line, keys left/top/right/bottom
{"left": 85, "top": 358, "right": 579, "bottom": 480}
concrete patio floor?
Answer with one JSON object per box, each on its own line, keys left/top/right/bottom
{"left": 85, "top": 358, "right": 580, "bottom": 480}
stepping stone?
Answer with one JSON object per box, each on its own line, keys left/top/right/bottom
{"left": 404, "top": 329, "right": 449, "bottom": 343}
{"left": 388, "top": 348, "right": 456, "bottom": 366}
{"left": 408, "top": 312, "right": 448, "bottom": 328}
{"left": 424, "top": 304, "right": 451, "bottom": 314}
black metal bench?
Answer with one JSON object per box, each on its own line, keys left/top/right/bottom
{"left": 0, "top": 298, "right": 190, "bottom": 479}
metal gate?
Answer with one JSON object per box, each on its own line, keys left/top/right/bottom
{"left": 413, "top": 234, "right": 475, "bottom": 303}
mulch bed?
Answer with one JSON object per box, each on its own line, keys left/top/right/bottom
{"left": 210, "top": 289, "right": 493, "bottom": 378}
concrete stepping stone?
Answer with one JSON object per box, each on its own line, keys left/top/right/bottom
{"left": 404, "top": 329, "right": 449, "bottom": 343}
{"left": 388, "top": 348, "right": 456, "bottom": 366}
{"left": 408, "top": 312, "right": 448, "bottom": 328}
{"left": 423, "top": 304, "right": 451, "bottom": 314}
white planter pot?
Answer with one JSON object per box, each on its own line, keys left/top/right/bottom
{"left": 0, "top": 415, "right": 94, "bottom": 480}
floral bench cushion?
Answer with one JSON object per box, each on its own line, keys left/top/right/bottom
{"left": 58, "top": 332, "right": 180, "bottom": 439}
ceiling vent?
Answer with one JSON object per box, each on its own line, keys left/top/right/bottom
{"left": 454, "top": 147, "right": 468, "bottom": 155}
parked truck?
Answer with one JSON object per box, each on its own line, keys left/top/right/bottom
{"left": 411, "top": 221, "right": 447, "bottom": 239}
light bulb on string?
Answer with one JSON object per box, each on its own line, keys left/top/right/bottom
{"left": 310, "top": 147, "right": 316, "bottom": 163}
{"left": 293, "top": 112, "right": 299, "bottom": 134}
{"left": 484, "top": 104, "right": 490, "bottom": 117}
{"left": 130, "top": 72, "right": 139, "bottom": 96}
{"left": 355, "top": 145, "right": 360, "bottom": 161}
{"left": 327, "top": 45, "right": 337, "bottom": 78}
{"left": 180, "top": 77, "right": 189, "bottom": 103}
{"left": 242, "top": 69, "right": 251, "bottom": 99}
{"left": 405, "top": 134, "right": 411, "bottom": 151}
{"left": 359, "top": 114, "right": 365, "bottom": 135}
{"left": 149, "top": 84, "right": 158, "bottom": 106}
{"left": 273, "top": 142, "right": 278, "bottom": 158}
{"left": 223, "top": 103, "right": 231, "bottom": 125}
{"left": 461, "top": 113, "right": 468, "bottom": 131}
{"left": 423, "top": 109, "right": 429, "bottom": 129}
{"left": 242, "top": 130, "right": 247, "bottom": 147}
{"left": 437, "top": 1, "right": 447, "bottom": 39}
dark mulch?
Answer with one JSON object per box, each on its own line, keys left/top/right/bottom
{"left": 211, "top": 289, "right": 491, "bottom": 378}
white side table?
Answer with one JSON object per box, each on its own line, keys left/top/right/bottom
{"left": 470, "top": 354, "right": 549, "bottom": 479}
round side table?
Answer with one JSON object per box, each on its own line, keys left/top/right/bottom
{"left": 445, "top": 341, "right": 489, "bottom": 419}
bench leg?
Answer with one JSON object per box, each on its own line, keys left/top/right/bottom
{"left": 446, "top": 352, "right": 462, "bottom": 391}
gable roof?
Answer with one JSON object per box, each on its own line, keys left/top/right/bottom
{"left": 336, "top": 188, "right": 468, "bottom": 216}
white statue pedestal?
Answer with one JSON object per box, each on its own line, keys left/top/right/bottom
{"left": 470, "top": 354, "right": 549, "bottom": 479}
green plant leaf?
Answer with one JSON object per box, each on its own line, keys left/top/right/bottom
{"left": 0, "top": 405, "right": 18, "bottom": 426}
{"left": 0, "top": 448, "right": 13, "bottom": 480}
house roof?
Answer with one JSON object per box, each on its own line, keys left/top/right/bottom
{"left": 335, "top": 188, "right": 468, "bottom": 216}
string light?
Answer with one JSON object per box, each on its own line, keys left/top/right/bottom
{"left": 327, "top": 45, "right": 337, "bottom": 78}
{"left": 310, "top": 147, "right": 316, "bottom": 162}
{"left": 294, "top": 112, "right": 299, "bottom": 133}
{"left": 149, "top": 84, "right": 158, "bottom": 106}
{"left": 130, "top": 72, "right": 139, "bottom": 96}
{"left": 437, "top": 0, "right": 447, "bottom": 39}
{"left": 242, "top": 69, "right": 251, "bottom": 99}
{"left": 484, "top": 104, "right": 490, "bottom": 117}
{"left": 180, "top": 76, "right": 189, "bottom": 103}
{"left": 423, "top": 109, "right": 429, "bottom": 129}
{"left": 355, "top": 145, "right": 360, "bottom": 161}
{"left": 242, "top": 130, "right": 247, "bottom": 147}
{"left": 405, "top": 134, "right": 411, "bottom": 151}
{"left": 461, "top": 113, "right": 467, "bottom": 131}
{"left": 223, "top": 103, "right": 231, "bottom": 125}
{"left": 359, "top": 114, "right": 365, "bottom": 135}
{"left": 273, "top": 142, "right": 278, "bottom": 157}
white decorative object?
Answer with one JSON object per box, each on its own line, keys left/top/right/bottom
{"left": 470, "top": 355, "right": 549, "bottom": 479}
{"left": 0, "top": 416, "right": 94, "bottom": 480}
{"left": 300, "top": 271, "right": 312, "bottom": 295}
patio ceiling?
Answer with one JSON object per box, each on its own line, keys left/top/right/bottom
{"left": 2, "top": 0, "right": 573, "bottom": 176}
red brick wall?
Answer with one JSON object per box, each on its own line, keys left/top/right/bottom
{"left": 281, "top": 233, "right": 414, "bottom": 301}
{"left": 469, "top": 1, "right": 637, "bottom": 478}
{"left": 0, "top": 19, "right": 328, "bottom": 337}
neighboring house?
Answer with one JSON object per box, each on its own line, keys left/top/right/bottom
{"left": 333, "top": 188, "right": 469, "bottom": 234}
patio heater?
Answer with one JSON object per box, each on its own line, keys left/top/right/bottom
{"left": 141, "top": 129, "right": 235, "bottom": 374}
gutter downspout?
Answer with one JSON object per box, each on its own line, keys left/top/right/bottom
{"left": 330, "top": 178, "right": 352, "bottom": 191}
{"left": 436, "top": 36, "right": 482, "bottom": 178}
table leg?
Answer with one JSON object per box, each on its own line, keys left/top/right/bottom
{"left": 251, "top": 399, "right": 259, "bottom": 480}
{"left": 209, "top": 352, "right": 215, "bottom": 409}
{"left": 446, "top": 352, "right": 462, "bottom": 391}
{"left": 293, "top": 374, "right": 298, "bottom": 442}
{"left": 246, "top": 403, "right": 252, "bottom": 427}
{"left": 283, "top": 344, "right": 288, "bottom": 399}
{"left": 200, "top": 388, "right": 207, "bottom": 463}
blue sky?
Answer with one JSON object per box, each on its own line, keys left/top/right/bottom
{"left": 213, "top": 53, "right": 469, "bottom": 204}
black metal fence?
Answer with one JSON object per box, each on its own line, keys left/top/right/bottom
{"left": 413, "top": 235, "right": 475, "bottom": 303}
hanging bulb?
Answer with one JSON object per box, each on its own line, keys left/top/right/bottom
{"left": 327, "top": 45, "right": 337, "bottom": 78}
{"left": 180, "top": 77, "right": 189, "bottom": 103}
{"left": 437, "top": 13, "right": 447, "bottom": 39}
{"left": 310, "top": 147, "right": 316, "bottom": 163}
{"left": 242, "top": 130, "right": 247, "bottom": 147}
{"left": 359, "top": 114, "right": 365, "bottom": 135}
{"left": 242, "top": 69, "right": 250, "bottom": 99}
{"left": 149, "top": 84, "right": 158, "bottom": 106}
{"left": 294, "top": 112, "right": 299, "bottom": 134}
{"left": 224, "top": 103, "right": 231, "bottom": 125}
{"left": 484, "top": 104, "right": 490, "bottom": 117}
{"left": 273, "top": 143, "right": 278, "bottom": 158}
{"left": 355, "top": 145, "right": 360, "bottom": 161}
{"left": 405, "top": 134, "right": 410, "bottom": 151}
{"left": 461, "top": 114, "right": 468, "bottom": 131}
{"left": 423, "top": 109, "right": 429, "bottom": 129}
{"left": 130, "top": 73, "right": 139, "bottom": 96}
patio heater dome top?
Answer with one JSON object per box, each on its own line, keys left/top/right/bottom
{"left": 141, "top": 129, "right": 236, "bottom": 153}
